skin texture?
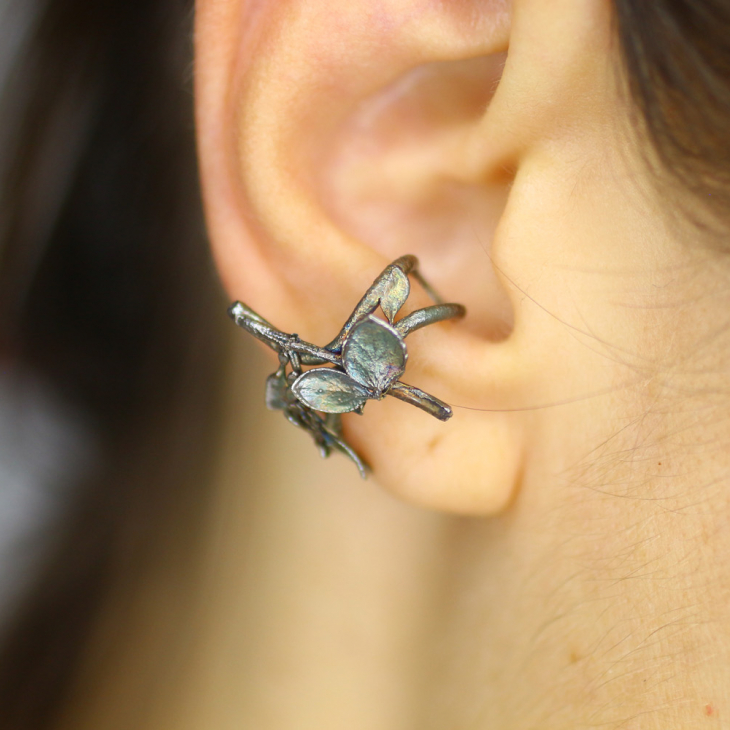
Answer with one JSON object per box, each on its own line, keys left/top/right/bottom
{"left": 59, "top": 1, "right": 730, "bottom": 728}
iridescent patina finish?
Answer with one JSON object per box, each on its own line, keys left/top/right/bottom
{"left": 228, "top": 255, "right": 465, "bottom": 477}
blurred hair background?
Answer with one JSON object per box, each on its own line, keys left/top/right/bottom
{"left": 0, "top": 0, "right": 226, "bottom": 727}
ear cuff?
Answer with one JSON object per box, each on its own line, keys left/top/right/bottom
{"left": 228, "top": 255, "right": 465, "bottom": 478}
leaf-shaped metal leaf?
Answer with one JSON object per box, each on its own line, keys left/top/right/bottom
{"left": 377, "top": 266, "right": 410, "bottom": 323}
{"left": 291, "top": 368, "right": 370, "bottom": 413}
{"left": 265, "top": 371, "right": 289, "bottom": 411}
{"left": 342, "top": 317, "right": 406, "bottom": 395}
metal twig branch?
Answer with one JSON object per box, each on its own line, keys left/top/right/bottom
{"left": 228, "top": 255, "right": 465, "bottom": 477}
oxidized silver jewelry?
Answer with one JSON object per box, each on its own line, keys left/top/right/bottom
{"left": 228, "top": 255, "right": 465, "bottom": 477}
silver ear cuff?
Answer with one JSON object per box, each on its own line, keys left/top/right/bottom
{"left": 228, "top": 255, "right": 465, "bottom": 478}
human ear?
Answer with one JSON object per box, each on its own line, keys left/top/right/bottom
{"left": 194, "top": 0, "right": 619, "bottom": 515}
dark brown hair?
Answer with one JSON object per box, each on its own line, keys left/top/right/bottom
{"left": 0, "top": 0, "right": 729, "bottom": 728}
{"left": 0, "top": 0, "right": 225, "bottom": 727}
{"left": 613, "top": 0, "right": 730, "bottom": 222}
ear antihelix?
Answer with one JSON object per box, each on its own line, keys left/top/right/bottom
{"left": 228, "top": 255, "right": 465, "bottom": 477}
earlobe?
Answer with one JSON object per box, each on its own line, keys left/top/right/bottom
{"left": 195, "top": 0, "right": 529, "bottom": 514}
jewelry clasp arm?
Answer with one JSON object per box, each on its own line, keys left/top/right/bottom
{"left": 394, "top": 303, "right": 466, "bottom": 338}
{"left": 388, "top": 381, "right": 452, "bottom": 421}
